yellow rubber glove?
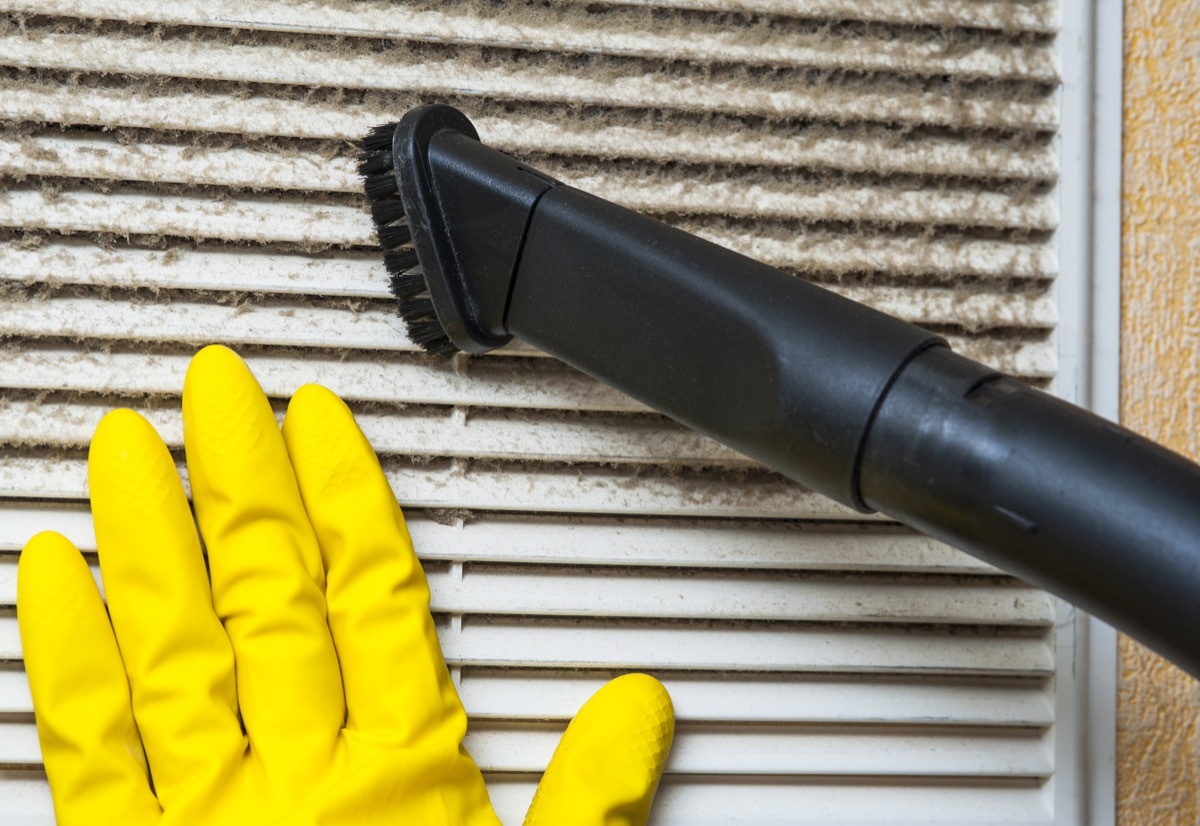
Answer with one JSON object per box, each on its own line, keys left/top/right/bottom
{"left": 18, "top": 344, "right": 674, "bottom": 825}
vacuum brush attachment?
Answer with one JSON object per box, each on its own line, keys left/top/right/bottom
{"left": 361, "top": 104, "right": 1200, "bottom": 678}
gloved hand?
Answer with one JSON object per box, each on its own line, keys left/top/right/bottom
{"left": 18, "top": 344, "right": 674, "bottom": 825}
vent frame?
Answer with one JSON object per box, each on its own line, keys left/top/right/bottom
{"left": 0, "top": 0, "right": 1122, "bottom": 821}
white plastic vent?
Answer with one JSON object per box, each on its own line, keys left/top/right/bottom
{"left": 0, "top": 0, "right": 1116, "bottom": 822}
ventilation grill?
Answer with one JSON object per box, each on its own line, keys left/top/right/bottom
{"left": 0, "top": 1, "right": 1063, "bottom": 822}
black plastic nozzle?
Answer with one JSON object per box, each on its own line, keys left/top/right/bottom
{"left": 373, "top": 104, "right": 1200, "bottom": 679}
{"left": 392, "top": 104, "right": 558, "bottom": 354}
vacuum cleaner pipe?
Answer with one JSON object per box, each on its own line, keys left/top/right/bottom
{"left": 391, "top": 105, "right": 1200, "bottom": 677}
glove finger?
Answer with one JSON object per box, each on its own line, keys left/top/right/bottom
{"left": 183, "top": 345, "right": 344, "bottom": 778}
{"left": 523, "top": 674, "right": 674, "bottom": 826}
{"left": 17, "top": 531, "right": 161, "bottom": 826}
{"left": 281, "top": 384, "right": 466, "bottom": 741}
{"left": 89, "top": 409, "right": 244, "bottom": 807}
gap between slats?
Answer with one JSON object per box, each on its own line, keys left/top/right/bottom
{"left": 568, "top": 0, "right": 1060, "bottom": 33}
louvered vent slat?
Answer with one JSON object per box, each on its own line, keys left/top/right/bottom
{"left": 0, "top": 557, "right": 1056, "bottom": 625}
{"left": 0, "top": 240, "right": 1058, "bottom": 329}
{"left": 2, "top": 189, "right": 1058, "bottom": 278}
{"left": 2, "top": 80, "right": 1060, "bottom": 177}
{"left": 0, "top": 348, "right": 649, "bottom": 411}
{"left": 469, "top": 724, "right": 1055, "bottom": 776}
{"left": 0, "top": 26, "right": 1058, "bottom": 128}
{"left": 488, "top": 779, "right": 1054, "bottom": 825}
{"left": 0, "top": 296, "right": 1057, "bottom": 376}
{"left": 0, "top": 770, "right": 1054, "bottom": 826}
{"left": 0, "top": 0, "right": 1068, "bottom": 820}
{"left": 0, "top": 456, "right": 873, "bottom": 518}
{"left": 0, "top": 504, "right": 1001, "bottom": 573}
{"left": 0, "top": 614, "right": 1056, "bottom": 676}
{"left": 0, "top": 400, "right": 753, "bottom": 465}
{"left": 7, "top": 0, "right": 1062, "bottom": 79}
{"left": 0, "top": 668, "right": 1055, "bottom": 726}
{"left": 0, "top": 718, "right": 1054, "bottom": 776}
{"left": 0, "top": 133, "right": 1060, "bottom": 229}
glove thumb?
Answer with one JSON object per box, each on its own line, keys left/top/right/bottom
{"left": 522, "top": 673, "right": 674, "bottom": 826}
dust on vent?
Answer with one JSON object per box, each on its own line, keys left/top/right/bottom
{"left": 0, "top": 0, "right": 1080, "bottom": 822}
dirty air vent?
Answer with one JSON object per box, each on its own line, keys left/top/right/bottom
{"left": 0, "top": 0, "right": 1070, "bottom": 822}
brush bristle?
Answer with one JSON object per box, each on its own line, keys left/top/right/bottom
{"left": 376, "top": 222, "right": 413, "bottom": 251}
{"left": 389, "top": 270, "right": 428, "bottom": 299}
{"left": 360, "top": 121, "right": 460, "bottom": 359}
{"left": 358, "top": 151, "right": 393, "bottom": 177}
{"left": 383, "top": 249, "right": 420, "bottom": 275}
{"left": 399, "top": 297, "right": 437, "bottom": 319}
{"left": 363, "top": 122, "right": 398, "bottom": 152}
{"left": 409, "top": 320, "right": 460, "bottom": 358}
{"left": 390, "top": 269, "right": 457, "bottom": 358}
{"left": 363, "top": 173, "right": 399, "bottom": 201}
{"left": 370, "top": 198, "right": 407, "bottom": 227}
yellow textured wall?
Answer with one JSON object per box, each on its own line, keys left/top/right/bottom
{"left": 1120, "top": 0, "right": 1200, "bottom": 821}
